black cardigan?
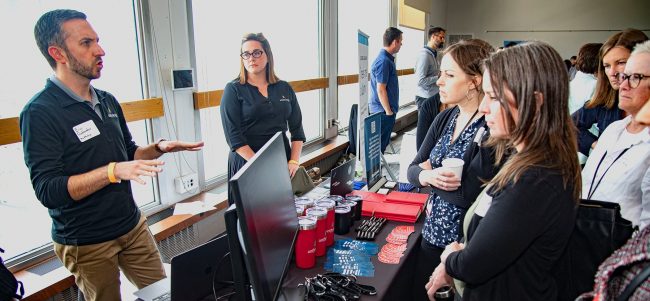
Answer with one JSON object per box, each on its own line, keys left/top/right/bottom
{"left": 407, "top": 107, "right": 498, "bottom": 209}
{"left": 446, "top": 168, "right": 577, "bottom": 301}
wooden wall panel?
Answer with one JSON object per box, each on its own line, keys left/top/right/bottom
{"left": 0, "top": 117, "right": 20, "bottom": 145}
{"left": 337, "top": 68, "right": 415, "bottom": 86}
{"left": 193, "top": 90, "right": 224, "bottom": 110}
{"left": 289, "top": 77, "right": 329, "bottom": 93}
{"left": 2, "top": 71, "right": 415, "bottom": 145}
{"left": 0, "top": 98, "right": 163, "bottom": 146}
{"left": 193, "top": 77, "right": 329, "bottom": 110}
{"left": 122, "top": 98, "right": 164, "bottom": 122}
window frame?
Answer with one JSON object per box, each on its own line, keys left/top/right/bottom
{"left": 4, "top": 0, "right": 157, "bottom": 271}
{"left": 189, "top": 0, "right": 328, "bottom": 191}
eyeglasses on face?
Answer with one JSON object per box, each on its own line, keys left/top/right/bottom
{"left": 615, "top": 72, "right": 649, "bottom": 89}
{"left": 240, "top": 49, "right": 264, "bottom": 60}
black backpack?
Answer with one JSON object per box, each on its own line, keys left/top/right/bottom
{"left": 0, "top": 248, "right": 24, "bottom": 301}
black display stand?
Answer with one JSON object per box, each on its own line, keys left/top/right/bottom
{"left": 224, "top": 205, "right": 253, "bottom": 301}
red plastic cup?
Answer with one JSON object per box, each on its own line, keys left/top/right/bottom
{"left": 295, "top": 216, "right": 317, "bottom": 269}
{"left": 306, "top": 207, "right": 328, "bottom": 256}
{"left": 315, "top": 199, "right": 336, "bottom": 246}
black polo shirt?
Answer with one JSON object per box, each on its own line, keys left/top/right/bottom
{"left": 220, "top": 80, "right": 306, "bottom": 156}
{"left": 20, "top": 79, "right": 140, "bottom": 245}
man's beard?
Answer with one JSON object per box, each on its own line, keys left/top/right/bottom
{"left": 65, "top": 50, "right": 100, "bottom": 80}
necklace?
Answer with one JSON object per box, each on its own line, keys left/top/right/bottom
{"left": 451, "top": 108, "right": 479, "bottom": 144}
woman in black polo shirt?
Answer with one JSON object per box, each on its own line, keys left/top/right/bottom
{"left": 220, "top": 33, "right": 306, "bottom": 204}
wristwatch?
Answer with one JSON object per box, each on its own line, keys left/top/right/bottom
{"left": 154, "top": 138, "right": 167, "bottom": 153}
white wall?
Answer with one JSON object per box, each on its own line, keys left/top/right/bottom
{"left": 428, "top": 0, "right": 447, "bottom": 30}
{"left": 445, "top": 0, "right": 650, "bottom": 58}
{"left": 142, "top": 0, "right": 202, "bottom": 207}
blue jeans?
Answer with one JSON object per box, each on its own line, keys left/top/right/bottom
{"left": 379, "top": 112, "right": 396, "bottom": 153}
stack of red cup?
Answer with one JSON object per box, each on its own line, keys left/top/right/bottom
{"left": 295, "top": 216, "right": 317, "bottom": 269}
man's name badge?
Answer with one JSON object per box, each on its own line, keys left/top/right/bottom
{"left": 73, "top": 120, "right": 101, "bottom": 142}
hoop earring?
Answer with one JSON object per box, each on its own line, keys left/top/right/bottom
{"left": 465, "top": 89, "right": 474, "bottom": 103}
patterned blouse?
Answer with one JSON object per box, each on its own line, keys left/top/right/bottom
{"left": 422, "top": 110, "right": 482, "bottom": 248}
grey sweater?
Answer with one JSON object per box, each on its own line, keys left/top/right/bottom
{"left": 414, "top": 46, "right": 440, "bottom": 98}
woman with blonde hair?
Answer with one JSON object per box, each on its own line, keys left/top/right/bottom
{"left": 425, "top": 41, "right": 581, "bottom": 300}
{"left": 573, "top": 29, "right": 648, "bottom": 156}
{"left": 221, "top": 33, "right": 305, "bottom": 204}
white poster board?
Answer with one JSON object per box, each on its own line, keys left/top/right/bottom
{"left": 357, "top": 30, "right": 369, "bottom": 179}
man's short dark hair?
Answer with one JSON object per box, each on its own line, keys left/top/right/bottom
{"left": 576, "top": 43, "right": 603, "bottom": 74}
{"left": 428, "top": 27, "right": 446, "bottom": 39}
{"left": 570, "top": 55, "right": 577, "bottom": 60}
{"left": 34, "top": 9, "right": 87, "bottom": 69}
{"left": 383, "top": 27, "right": 403, "bottom": 47}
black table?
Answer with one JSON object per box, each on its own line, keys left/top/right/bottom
{"left": 283, "top": 217, "right": 424, "bottom": 300}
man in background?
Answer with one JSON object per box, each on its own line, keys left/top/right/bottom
{"left": 569, "top": 55, "right": 578, "bottom": 80}
{"left": 414, "top": 26, "right": 445, "bottom": 149}
{"left": 369, "top": 27, "right": 403, "bottom": 153}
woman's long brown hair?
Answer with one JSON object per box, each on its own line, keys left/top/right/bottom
{"left": 585, "top": 29, "right": 648, "bottom": 109}
{"left": 484, "top": 41, "right": 582, "bottom": 202}
{"left": 238, "top": 32, "right": 280, "bottom": 85}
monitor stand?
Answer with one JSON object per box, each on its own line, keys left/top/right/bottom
{"left": 224, "top": 205, "right": 253, "bottom": 301}
{"left": 367, "top": 177, "right": 387, "bottom": 193}
{"left": 277, "top": 286, "right": 307, "bottom": 301}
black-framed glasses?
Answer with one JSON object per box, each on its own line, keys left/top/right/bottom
{"left": 240, "top": 49, "right": 264, "bottom": 60}
{"left": 615, "top": 72, "right": 649, "bottom": 89}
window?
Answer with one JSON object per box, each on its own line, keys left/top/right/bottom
{"left": 0, "top": 1, "right": 150, "bottom": 264}
{"left": 337, "top": 0, "right": 389, "bottom": 129}
{"left": 192, "top": 0, "right": 323, "bottom": 183}
{"left": 396, "top": 26, "right": 423, "bottom": 107}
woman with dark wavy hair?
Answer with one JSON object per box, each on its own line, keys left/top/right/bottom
{"left": 425, "top": 41, "right": 581, "bottom": 300}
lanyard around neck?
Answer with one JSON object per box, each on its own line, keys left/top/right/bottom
{"left": 586, "top": 147, "right": 631, "bottom": 200}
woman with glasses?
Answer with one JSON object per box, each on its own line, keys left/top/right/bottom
{"left": 575, "top": 41, "right": 650, "bottom": 301}
{"left": 425, "top": 41, "right": 581, "bottom": 301}
{"left": 221, "top": 33, "right": 305, "bottom": 204}
{"left": 572, "top": 29, "right": 648, "bottom": 158}
{"left": 581, "top": 40, "right": 650, "bottom": 230}
{"left": 407, "top": 39, "right": 496, "bottom": 301}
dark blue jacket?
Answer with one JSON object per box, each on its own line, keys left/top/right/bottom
{"left": 572, "top": 103, "right": 623, "bottom": 156}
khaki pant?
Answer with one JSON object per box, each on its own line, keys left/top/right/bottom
{"left": 54, "top": 215, "right": 166, "bottom": 301}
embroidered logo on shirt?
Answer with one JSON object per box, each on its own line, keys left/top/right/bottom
{"left": 279, "top": 95, "right": 290, "bottom": 102}
{"left": 105, "top": 107, "right": 118, "bottom": 118}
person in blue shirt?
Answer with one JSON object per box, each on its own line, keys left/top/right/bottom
{"left": 370, "top": 27, "right": 403, "bottom": 153}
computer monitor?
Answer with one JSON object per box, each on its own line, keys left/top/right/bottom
{"left": 133, "top": 234, "right": 231, "bottom": 301}
{"left": 330, "top": 158, "right": 356, "bottom": 197}
{"left": 226, "top": 132, "right": 298, "bottom": 301}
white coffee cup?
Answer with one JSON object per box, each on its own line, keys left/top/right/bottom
{"left": 441, "top": 158, "right": 464, "bottom": 179}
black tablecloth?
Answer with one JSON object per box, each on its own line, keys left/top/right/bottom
{"left": 282, "top": 217, "right": 424, "bottom": 300}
